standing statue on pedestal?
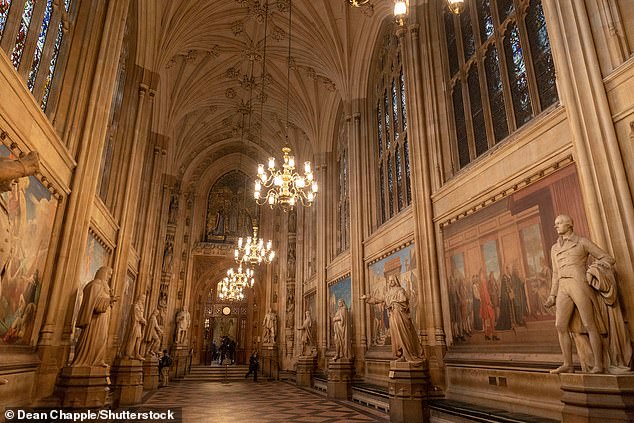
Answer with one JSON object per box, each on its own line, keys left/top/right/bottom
{"left": 144, "top": 309, "right": 163, "bottom": 357}
{"left": 262, "top": 309, "right": 277, "bottom": 343}
{"left": 545, "top": 214, "right": 631, "bottom": 374}
{"left": 332, "top": 299, "right": 351, "bottom": 361}
{"left": 72, "top": 266, "right": 118, "bottom": 367}
{"left": 175, "top": 307, "right": 190, "bottom": 344}
{"left": 362, "top": 275, "right": 423, "bottom": 363}
{"left": 123, "top": 294, "right": 147, "bottom": 360}
{"left": 297, "top": 310, "right": 313, "bottom": 356}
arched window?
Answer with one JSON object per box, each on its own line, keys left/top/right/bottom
{"left": 444, "top": 0, "right": 557, "bottom": 170}
{"left": 0, "top": 0, "right": 75, "bottom": 111}
{"left": 335, "top": 112, "right": 349, "bottom": 255}
{"left": 373, "top": 23, "right": 411, "bottom": 226}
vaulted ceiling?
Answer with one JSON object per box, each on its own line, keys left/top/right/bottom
{"left": 135, "top": 0, "right": 394, "bottom": 188}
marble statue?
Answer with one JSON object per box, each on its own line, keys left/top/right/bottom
{"left": 175, "top": 307, "right": 190, "bottom": 344}
{"left": 362, "top": 275, "right": 423, "bottom": 363}
{"left": 545, "top": 214, "right": 631, "bottom": 374}
{"left": 262, "top": 309, "right": 277, "bottom": 343}
{"left": 297, "top": 310, "right": 313, "bottom": 356}
{"left": 332, "top": 299, "right": 351, "bottom": 361}
{"left": 72, "top": 266, "right": 117, "bottom": 367}
{"left": 123, "top": 294, "right": 147, "bottom": 360}
{"left": 144, "top": 309, "right": 163, "bottom": 357}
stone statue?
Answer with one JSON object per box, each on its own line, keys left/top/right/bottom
{"left": 123, "top": 294, "right": 147, "bottom": 360}
{"left": 297, "top": 310, "right": 313, "bottom": 356}
{"left": 545, "top": 214, "right": 630, "bottom": 374}
{"left": 168, "top": 194, "right": 179, "bottom": 224}
{"left": 144, "top": 309, "right": 163, "bottom": 357}
{"left": 262, "top": 309, "right": 277, "bottom": 343}
{"left": 361, "top": 275, "right": 423, "bottom": 363}
{"left": 72, "top": 266, "right": 118, "bottom": 367}
{"left": 175, "top": 307, "right": 190, "bottom": 344}
{"left": 332, "top": 299, "right": 351, "bottom": 361}
{"left": 162, "top": 239, "right": 174, "bottom": 274}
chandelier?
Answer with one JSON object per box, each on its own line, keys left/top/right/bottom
{"left": 235, "top": 225, "right": 275, "bottom": 265}
{"left": 254, "top": 148, "right": 317, "bottom": 210}
{"left": 217, "top": 264, "right": 255, "bottom": 301}
{"left": 347, "top": 0, "right": 370, "bottom": 6}
{"left": 253, "top": 0, "right": 318, "bottom": 212}
{"left": 389, "top": 0, "right": 466, "bottom": 25}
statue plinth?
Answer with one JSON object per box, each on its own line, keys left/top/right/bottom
{"left": 111, "top": 358, "right": 144, "bottom": 405}
{"left": 143, "top": 356, "right": 159, "bottom": 390}
{"left": 261, "top": 343, "right": 278, "bottom": 380}
{"left": 560, "top": 373, "right": 634, "bottom": 422}
{"left": 388, "top": 360, "right": 430, "bottom": 423}
{"left": 327, "top": 358, "right": 354, "bottom": 400}
{"left": 171, "top": 345, "right": 190, "bottom": 379}
{"left": 296, "top": 355, "right": 316, "bottom": 387}
{"left": 56, "top": 366, "right": 111, "bottom": 408}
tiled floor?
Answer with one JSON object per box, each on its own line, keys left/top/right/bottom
{"left": 141, "top": 380, "right": 389, "bottom": 423}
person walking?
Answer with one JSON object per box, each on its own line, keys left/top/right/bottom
{"left": 158, "top": 349, "right": 173, "bottom": 387}
{"left": 245, "top": 351, "right": 259, "bottom": 381}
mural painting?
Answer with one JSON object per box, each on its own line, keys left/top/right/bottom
{"left": 0, "top": 146, "right": 57, "bottom": 345}
{"left": 443, "top": 165, "right": 589, "bottom": 345}
{"left": 328, "top": 276, "right": 351, "bottom": 347}
{"left": 205, "top": 170, "right": 257, "bottom": 243}
{"left": 367, "top": 244, "right": 417, "bottom": 347}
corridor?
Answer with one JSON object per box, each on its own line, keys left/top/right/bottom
{"left": 141, "top": 379, "right": 389, "bottom": 423}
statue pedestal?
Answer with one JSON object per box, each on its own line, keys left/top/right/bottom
{"left": 171, "top": 345, "right": 189, "bottom": 378}
{"left": 143, "top": 356, "right": 159, "bottom": 390}
{"left": 296, "top": 355, "right": 316, "bottom": 388}
{"left": 56, "top": 366, "right": 111, "bottom": 408}
{"left": 261, "top": 343, "right": 278, "bottom": 380}
{"left": 560, "top": 373, "right": 634, "bottom": 422}
{"left": 111, "top": 358, "right": 144, "bottom": 405}
{"left": 327, "top": 358, "right": 354, "bottom": 400}
{"left": 388, "top": 360, "right": 430, "bottom": 423}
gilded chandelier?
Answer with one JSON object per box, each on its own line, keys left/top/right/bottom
{"left": 217, "top": 264, "right": 255, "bottom": 301}
{"left": 254, "top": 147, "right": 318, "bottom": 211}
{"left": 234, "top": 225, "right": 275, "bottom": 265}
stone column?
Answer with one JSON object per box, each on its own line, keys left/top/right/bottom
{"left": 171, "top": 344, "right": 189, "bottom": 379}
{"left": 313, "top": 154, "right": 329, "bottom": 367}
{"left": 110, "top": 358, "right": 144, "bottom": 406}
{"left": 388, "top": 361, "right": 430, "bottom": 423}
{"left": 327, "top": 358, "right": 354, "bottom": 400}
{"left": 296, "top": 355, "right": 316, "bottom": 388}
{"left": 560, "top": 374, "right": 634, "bottom": 422}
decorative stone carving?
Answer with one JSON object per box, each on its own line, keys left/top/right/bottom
{"left": 123, "top": 295, "right": 146, "bottom": 360}
{"left": 0, "top": 151, "right": 39, "bottom": 192}
{"left": 72, "top": 267, "right": 117, "bottom": 367}
{"left": 162, "top": 237, "right": 174, "bottom": 274}
{"left": 168, "top": 193, "right": 178, "bottom": 224}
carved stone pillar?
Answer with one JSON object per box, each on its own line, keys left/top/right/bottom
{"left": 388, "top": 360, "right": 430, "bottom": 423}
{"left": 327, "top": 358, "right": 354, "bottom": 400}
{"left": 296, "top": 355, "right": 316, "bottom": 388}
{"left": 560, "top": 373, "right": 634, "bottom": 422}
{"left": 110, "top": 358, "right": 144, "bottom": 406}
{"left": 142, "top": 356, "right": 159, "bottom": 390}
{"left": 56, "top": 366, "right": 111, "bottom": 408}
{"left": 261, "top": 343, "right": 279, "bottom": 380}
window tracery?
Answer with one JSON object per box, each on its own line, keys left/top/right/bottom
{"left": 336, "top": 113, "right": 349, "bottom": 255}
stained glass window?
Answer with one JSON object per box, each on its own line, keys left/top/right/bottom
{"left": 374, "top": 23, "right": 410, "bottom": 227}
{"left": 336, "top": 116, "right": 349, "bottom": 255}
{"left": 11, "top": 0, "right": 35, "bottom": 69}
{"left": 28, "top": 0, "right": 53, "bottom": 91}
{"left": 0, "top": 0, "right": 12, "bottom": 40}
{"left": 64, "top": 0, "right": 72, "bottom": 12}
{"left": 400, "top": 69, "right": 407, "bottom": 131}
{"left": 40, "top": 21, "right": 63, "bottom": 111}
{"left": 443, "top": 0, "right": 557, "bottom": 170}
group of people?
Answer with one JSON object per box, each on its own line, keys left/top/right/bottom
{"left": 210, "top": 336, "right": 236, "bottom": 364}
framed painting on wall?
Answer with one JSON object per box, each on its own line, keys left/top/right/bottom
{"left": 0, "top": 146, "right": 58, "bottom": 345}
{"left": 367, "top": 243, "right": 417, "bottom": 348}
{"left": 443, "top": 164, "right": 589, "bottom": 346}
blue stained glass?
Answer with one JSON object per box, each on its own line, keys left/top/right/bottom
{"left": 527, "top": 0, "right": 557, "bottom": 109}
{"left": 387, "top": 154, "right": 394, "bottom": 217}
{"left": 476, "top": 0, "right": 494, "bottom": 40}
{"left": 392, "top": 78, "right": 399, "bottom": 139}
{"left": 404, "top": 135, "right": 411, "bottom": 204}
{"left": 461, "top": 6, "right": 475, "bottom": 60}
{"left": 28, "top": 0, "right": 54, "bottom": 91}
{"left": 377, "top": 100, "right": 383, "bottom": 156}
{"left": 504, "top": 24, "right": 532, "bottom": 127}
{"left": 11, "top": 0, "right": 35, "bottom": 69}
{"left": 400, "top": 69, "right": 407, "bottom": 131}
{"left": 41, "top": 21, "right": 63, "bottom": 111}
{"left": 485, "top": 46, "right": 509, "bottom": 142}
{"left": 395, "top": 147, "right": 403, "bottom": 210}
{"left": 0, "top": 0, "right": 12, "bottom": 40}
{"left": 384, "top": 91, "right": 390, "bottom": 149}
{"left": 64, "top": 0, "right": 71, "bottom": 12}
